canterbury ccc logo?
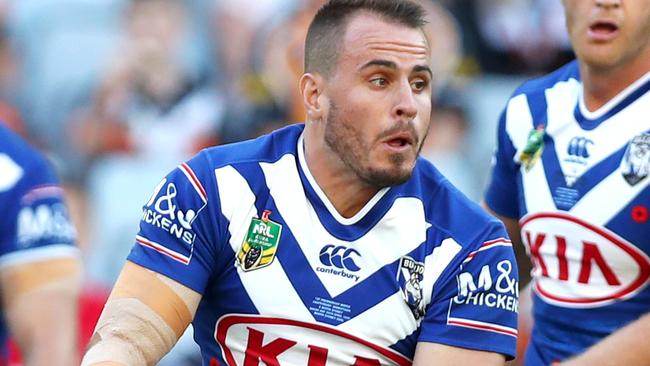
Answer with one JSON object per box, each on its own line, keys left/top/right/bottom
{"left": 567, "top": 136, "right": 594, "bottom": 158}
{"left": 319, "top": 245, "right": 361, "bottom": 272}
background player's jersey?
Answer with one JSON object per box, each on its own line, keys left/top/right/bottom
{"left": 486, "top": 61, "right": 650, "bottom": 365}
{"left": 0, "top": 124, "right": 77, "bottom": 358}
{"left": 128, "top": 123, "right": 518, "bottom": 365}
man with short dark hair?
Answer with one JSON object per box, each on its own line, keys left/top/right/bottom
{"left": 483, "top": 0, "right": 650, "bottom": 365}
{"left": 82, "top": 1, "right": 518, "bottom": 365}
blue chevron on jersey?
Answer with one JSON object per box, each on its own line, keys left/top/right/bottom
{"left": 128, "top": 124, "right": 518, "bottom": 364}
{"left": 486, "top": 62, "right": 650, "bottom": 364}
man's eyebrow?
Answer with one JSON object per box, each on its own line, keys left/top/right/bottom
{"left": 359, "top": 60, "right": 433, "bottom": 77}
{"left": 359, "top": 59, "right": 397, "bottom": 71}
{"left": 413, "top": 65, "right": 433, "bottom": 77}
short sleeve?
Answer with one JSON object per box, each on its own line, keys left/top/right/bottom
{"left": 126, "top": 154, "right": 223, "bottom": 294}
{"left": 0, "top": 156, "right": 77, "bottom": 265}
{"left": 484, "top": 108, "right": 520, "bottom": 219}
{"left": 419, "top": 226, "right": 519, "bottom": 360}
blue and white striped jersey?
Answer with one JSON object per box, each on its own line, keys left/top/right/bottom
{"left": 0, "top": 124, "right": 77, "bottom": 357}
{"left": 486, "top": 61, "right": 650, "bottom": 365}
{"left": 128, "top": 123, "right": 518, "bottom": 365}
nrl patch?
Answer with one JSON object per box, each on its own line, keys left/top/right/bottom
{"left": 397, "top": 256, "right": 426, "bottom": 320}
{"left": 237, "top": 210, "right": 282, "bottom": 272}
{"left": 621, "top": 133, "right": 650, "bottom": 186}
{"left": 518, "top": 125, "right": 545, "bottom": 171}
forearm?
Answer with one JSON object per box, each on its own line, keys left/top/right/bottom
{"left": 82, "top": 298, "right": 178, "bottom": 366}
{"left": 82, "top": 262, "right": 200, "bottom": 366}
{"left": 559, "top": 312, "right": 650, "bottom": 366}
{"left": 1, "top": 257, "right": 82, "bottom": 366}
{"left": 17, "top": 283, "right": 81, "bottom": 366}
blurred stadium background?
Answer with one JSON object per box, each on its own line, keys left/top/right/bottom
{"left": 0, "top": 0, "right": 573, "bottom": 364}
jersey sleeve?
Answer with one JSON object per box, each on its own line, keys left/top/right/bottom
{"left": 0, "top": 155, "right": 77, "bottom": 266}
{"left": 484, "top": 108, "right": 520, "bottom": 219}
{"left": 126, "top": 153, "right": 225, "bottom": 294}
{"left": 0, "top": 158, "right": 78, "bottom": 266}
{"left": 418, "top": 224, "right": 519, "bottom": 360}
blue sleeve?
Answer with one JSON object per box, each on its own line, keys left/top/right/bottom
{"left": 0, "top": 155, "right": 76, "bottom": 261}
{"left": 126, "top": 153, "right": 225, "bottom": 294}
{"left": 419, "top": 225, "right": 519, "bottom": 360}
{"left": 484, "top": 109, "right": 520, "bottom": 219}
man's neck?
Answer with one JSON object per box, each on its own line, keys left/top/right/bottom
{"left": 303, "top": 126, "right": 380, "bottom": 219}
{"left": 580, "top": 53, "right": 650, "bottom": 111}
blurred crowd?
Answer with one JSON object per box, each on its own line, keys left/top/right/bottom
{"left": 0, "top": 0, "right": 573, "bottom": 363}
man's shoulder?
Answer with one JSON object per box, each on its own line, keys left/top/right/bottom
{"left": 199, "top": 123, "right": 304, "bottom": 170}
{"left": 0, "top": 124, "right": 53, "bottom": 194}
{"left": 409, "top": 160, "right": 502, "bottom": 246}
{"left": 511, "top": 60, "right": 580, "bottom": 99}
{"left": 0, "top": 123, "right": 49, "bottom": 169}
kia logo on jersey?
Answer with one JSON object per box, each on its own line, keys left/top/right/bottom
{"left": 215, "top": 315, "right": 411, "bottom": 366}
{"left": 520, "top": 212, "right": 650, "bottom": 308}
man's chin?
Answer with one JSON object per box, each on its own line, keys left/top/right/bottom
{"left": 362, "top": 164, "right": 415, "bottom": 188}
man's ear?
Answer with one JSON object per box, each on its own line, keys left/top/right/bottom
{"left": 300, "top": 73, "right": 326, "bottom": 121}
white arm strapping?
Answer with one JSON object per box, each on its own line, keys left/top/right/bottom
{"left": 81, "top": 298, "right": 178, "bottom": 366}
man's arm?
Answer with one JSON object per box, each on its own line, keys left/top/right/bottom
{"left": 0, "top": 256, "right": 82, "bottom": 366}
{"left": 82, "top": 261, "right": 201, "bottom": 366}
{"left": 558, "top": 313, "right": 650, "bottom": 366}
{"left": 413, "top": 342, "right": 505, "bottom": 366}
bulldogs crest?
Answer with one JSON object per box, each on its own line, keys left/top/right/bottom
{"left": 621, "top": 133, "right": 650, "bottom": 186}
{"left": 397, "top": 256, "right": 426, "bottom": 320}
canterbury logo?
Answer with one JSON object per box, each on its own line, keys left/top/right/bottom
{"left": 567, "top": 137, "right": 594, "bottom": 159}
{"left": 319, "top": 245, "right": 361, "bottom": 272}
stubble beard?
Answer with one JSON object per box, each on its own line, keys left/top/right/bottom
{"left": 323, "top": 101, "right": 420, "bottom": 188}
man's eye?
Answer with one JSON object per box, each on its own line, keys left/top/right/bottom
{"left": 411, "top": 79, "right": 428, "bottom": 91}
{"left": 370, "top": 78, "right": 387, "bottom": 87}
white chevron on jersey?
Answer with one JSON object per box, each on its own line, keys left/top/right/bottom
{"left": 263, "top": 153, "right": 430, "bottom": 297}
{"left": 0, "top": 154, "right": 23, "bottom": 192}
{"left": 337, "top": 291, "right": 418, "bottom": 346}
{"left": 216, "top": 164, "right": 315, "bottom": 321}
{"left": 424, "top": 238, "right": 463, "bottom": 297}
{"left": 545, "top": 79, "right": 580, "bottom": 133}
{"left": 571, "top": 168, "right": 650, "bottom": 226}
{"left": 505, "top": 94, "right": 535, "bottom": 151}
{"left": 505, "top": 94, "right": 556, "bottom": 213}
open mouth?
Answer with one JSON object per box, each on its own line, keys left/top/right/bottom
{"left": 588, "top": 20, "right": 619, "bottom": 40}
{"left": 387, "top": 137, "right": 411, "bottom": 148}
{"left": 384, "top": 132, "right": 415, "bottom": 151}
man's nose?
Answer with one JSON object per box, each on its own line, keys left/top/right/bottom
{"left": 595, "top": 0, "right": 621, "bottom": 9}
{"left": 393, "top": 80, "right": 418, "bottom": 121}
